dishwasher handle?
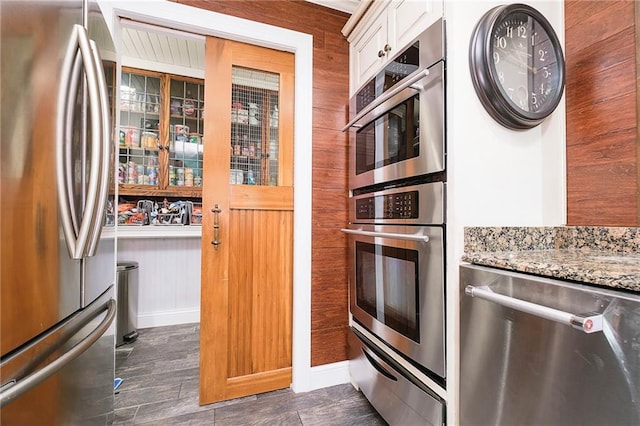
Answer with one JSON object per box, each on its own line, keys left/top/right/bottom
{"left": 465, "top": 285, "right": 603, "bottom": 334}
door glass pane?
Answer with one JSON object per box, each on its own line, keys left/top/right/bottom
{"left": 169, "top": 78, "right": 205, "bottom": 187}
{"left": 118, "top": 71, "right": 160, "bottom": 185}
{"left": 230, "top": 66, "right": 280, "bottom": 186}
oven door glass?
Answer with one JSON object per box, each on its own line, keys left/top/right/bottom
{"left": 355, "top": 241, "right": 420, "bottom": 342}
{"left": 355, "top": 96, "right": 419, "bottom": 176}
{"left": 348, "top": 225, "right": 445, "bottom": 378}
{"left": 348, "top": 61, "right": 444, "bottom": 190}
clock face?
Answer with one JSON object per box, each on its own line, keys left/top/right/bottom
{"left": 469, "top": 4, "right": 565, "bottom": 130}
{"left": 490, "top": 12, "right": 562, "bottom": 114}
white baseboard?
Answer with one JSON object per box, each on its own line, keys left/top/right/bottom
{"left": 136, "top": 308, "right": 200, "bottom": 329}
{"left": 303, "top": 361, "right": 351, "bottom": 392}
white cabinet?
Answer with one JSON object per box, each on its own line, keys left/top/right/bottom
{"left": 346, "top": 0, "right": 443, "bottom": 93}
{"left": 390, "top": 0, "right": 442, "bottom": 54}
{"left": 351, "top": 9, "right": 388, "bottom": 94}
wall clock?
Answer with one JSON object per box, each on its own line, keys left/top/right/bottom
{"left": 469, "top": 3, "right": 565, "bottom": 130}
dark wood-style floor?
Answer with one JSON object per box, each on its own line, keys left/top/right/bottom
{"left": 114, "top": 323, "right": 385, "bottom": 425}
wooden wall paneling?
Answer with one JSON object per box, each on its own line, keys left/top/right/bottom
{"left": 313, "top": 137, "right": 349, "bottom": 168}
{"left": 564, "top": 1, "right": 634, "bottom": 46}
{"left": 312, "top": 227, "right": 348, "bottom": 250}
{"left": 636, "top": 1, "right": 640, "bottom": 224}
{"left": 311, "top": 167, "right": 347, "bottom": 191}
{"left": 314, "top": 106, "right": 349, "bottom": 132}
{"left": 313, "top": 77, "right": 351, "bottom": 109}
{"left": 311, "top": 327, "right": 349, "bottom": 366}
{"left": 565, "top": 0, "right": 639, "bottom": 226}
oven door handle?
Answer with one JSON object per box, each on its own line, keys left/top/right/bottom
{"left": 342, "top": 68, "right": 430, "bottom": 132}
{"left": 341, "top": 228, "right": 430, "bottom": 243}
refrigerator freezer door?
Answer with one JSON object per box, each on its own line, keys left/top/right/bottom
{"left": 0, "top": 0, "right": 83, "bottom": 356}
{"left": 0, "top": 288, "right": 116, "bottom": 424}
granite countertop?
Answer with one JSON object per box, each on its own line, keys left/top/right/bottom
{"left": 462, "top": 227, "right": 640, "bottom": 293}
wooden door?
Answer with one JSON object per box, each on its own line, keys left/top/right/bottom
{"left": 199, "top": 36, "right": 294, "bottom": 404}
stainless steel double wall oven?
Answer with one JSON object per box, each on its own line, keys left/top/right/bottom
{"left": 344, "top": 18, "right": 447, "bottom": 425}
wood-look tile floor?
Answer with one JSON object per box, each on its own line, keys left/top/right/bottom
{"left": 114, "top": 323, "right": 386, "bottom": 425}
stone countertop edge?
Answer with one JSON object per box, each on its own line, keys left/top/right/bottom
{"left": 462, "top": 226, "right": 640, "bottom": 293}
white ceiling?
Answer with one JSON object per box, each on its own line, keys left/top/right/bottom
{"left": 121, "top": 22, "right": 206, "bottom": 72}
{"left": 120, "top": 1, "right": 357, "bottom": 73}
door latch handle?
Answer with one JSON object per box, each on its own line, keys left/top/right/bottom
{"left": 211, "top": 204, "right": 222, "bottom": 248}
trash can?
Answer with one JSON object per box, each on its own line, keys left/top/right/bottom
{"left": 116, "top": 261, "right": 139, "bottom": 346}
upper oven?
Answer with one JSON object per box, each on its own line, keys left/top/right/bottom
{"left": 344, "top": 19, "right": 445, "bottom": 190}
{"left": 343, "top": 182, "right": 445, "bottom": 381}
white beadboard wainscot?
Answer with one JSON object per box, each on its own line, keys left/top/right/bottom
{"left": 117, "top": 230, "right": 202, "bottom": 328}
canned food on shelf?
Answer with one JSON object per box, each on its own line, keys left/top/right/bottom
{"left": 173, "top": 124, "right": 189, "bottom": 135}
{"left": 141, "top": 132, "right": 158, "bottom": 149}
{"left": 176, "top": 167, "right": 185, "bottom": 186}
{"left": 123, "top": 127, "right": 140, "bottom": 148}
{"left": 169, "top": 166, "right": 177, "bottom": 186}
{"left": 189, "top": 133, "right": 201, "bottom": 144}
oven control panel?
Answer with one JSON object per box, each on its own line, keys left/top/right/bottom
{"left": 350, "top": 182, "right": 444, "bottom": 225}
{"left": 355, "top": 191, "right": 419, "bottom": 220}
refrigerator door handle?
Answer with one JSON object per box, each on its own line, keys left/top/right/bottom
{"left": 465, "top": 285, "right": 604, "bottom": 333}
{"left": 75, "top": 25, "right": 104, "bottom": 259}
{"left": 85, "top": 39, "right": 110, "bottom": 257}
{"left": 56, "top": 24, "right": 104, "bottom": 260}
{"left": 0, "top": 298, "right": 116, "bottom": 407}
{"left": 56, "top": 24, "right": 82, "bottom": 258}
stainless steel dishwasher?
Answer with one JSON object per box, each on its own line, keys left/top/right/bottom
{"left": 459, "top": 264, "right": 640, "bottom": 426}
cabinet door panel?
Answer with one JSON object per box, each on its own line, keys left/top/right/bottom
{"left": 351, "top": 10, "right": 387, "bottom": 90}
{"left": 390, "top": 0, "right": 442, "bottom": 55}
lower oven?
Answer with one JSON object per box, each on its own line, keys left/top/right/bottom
{"left": 349, "top": 328, "right": 445, "bottom": 426}
{"left": 342, "top": 182, "right": 445, "bottom": 381}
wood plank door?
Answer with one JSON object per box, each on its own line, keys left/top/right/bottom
{"left": 199, "top": 36, "right": 295, "bottom": 404}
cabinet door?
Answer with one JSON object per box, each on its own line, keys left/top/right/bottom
{"left": 117, "top": 69, "right": 205, "bottom": 197}
{"left": 168, "top": 78, "right": 205, "bottom": 189}
{"left": 389, "top": 0, "right": 443, "bottom": 54}
{"left": 118, "top": 69, "right": 162, "bottom": 188}
{"left": 351, "top": 9, "right": 387, "bottom": 90}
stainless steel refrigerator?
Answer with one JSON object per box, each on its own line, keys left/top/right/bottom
{"left": 1, "top": 0, "right": 117, "bottom": 423}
